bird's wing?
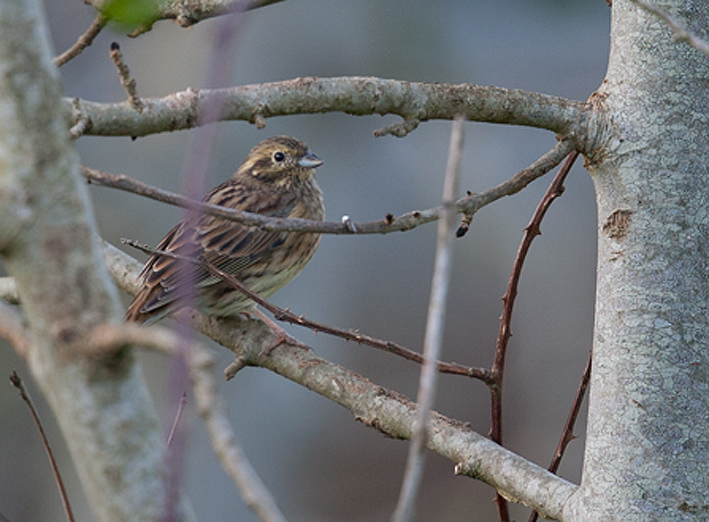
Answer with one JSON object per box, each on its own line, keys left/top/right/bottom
{"left": 136, "top": 187, "right": 297, "bottom": 313}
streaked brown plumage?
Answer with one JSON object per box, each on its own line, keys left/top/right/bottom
{"left": 125, "top": 136, "right": 324, "bottom": 324}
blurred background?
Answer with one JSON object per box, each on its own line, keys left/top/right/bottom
{"left": 1, "top": 1, "right": 608, "bottom": 520}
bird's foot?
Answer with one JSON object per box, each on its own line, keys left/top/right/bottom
{"left": 254, "top": 309, "right": 310, "bottom": 356}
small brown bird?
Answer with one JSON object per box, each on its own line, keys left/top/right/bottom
{"left": 125, "top": 136, "right": 324, "bottom": 324}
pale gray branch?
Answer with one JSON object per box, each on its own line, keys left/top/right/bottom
{"left": 100, "top": 241, "right": 578, "bottom": 520}
{"left": 159, "top": 0, "right": 286, "bottom": 27}
{"left": 66, "top": 77, "right": 590, "bottom": 141}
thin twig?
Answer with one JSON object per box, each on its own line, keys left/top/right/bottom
{"left": 528, "top": 350, "right": 592, "bottom": 522}
{"left": 629, "top": 0, "right": 709, "bottom": 57}
{"left": 164, "top": 349, "right": 190, "bottom": 522}
{"left": 81, "top": 140, "right": 574, "bottom": 236}
{"left": 545, "top": 350, "right": 592, "bottom": 474}
{"left": 392, "top": 115, "right": 466, "bottom": 522}
{"left": 203, "top": 258, "right": 491, "bottom": 380}
{"left": 109, "top": 42, "right": 143, "bottom": 112}
{"left": 488, "top": 151, "right": 580, "bottom": 521}
{"left": 53, "top": 13, "right": 108, "bottom": 67}
{"left": 10, "top": 372, "right": 76, "bottom": 522}
{"left": 121, "top": 238, "right": 492, "bottom": 382}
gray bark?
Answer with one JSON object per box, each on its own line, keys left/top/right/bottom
{"left": 566, "top": 1, "right": 709, "bottom": 519}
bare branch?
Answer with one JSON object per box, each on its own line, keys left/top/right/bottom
{"left": 202, "top": 315, "right": 578, "bottom": 520}
{"left": 163, "top": 0, "right": 286, "bottom": 28}
{"left": 120, "top": 238, "right": 491, "bottom": 381}
{"left": 81, "top": 140, "right": 574, "bottom": 236}
{"left": 101, "top": 241, "right": 577, "bottom": 518}
{"left": 187, "top": 337, "right": 289, "bottom": 522}
{"left": 53, "top": 13, "right": 107, "bottom": 67}
{"left": 489, "top": 150, "right": 580, "bottom": 437}
{"left": 546, "top": 350, "right": 592, "bottom": 475}
{"left": 629, "top": 0, "right": 709, "bottom": 57}
{"left": 66, "top": 77, "right": 589, "bottom": 140}
{"left": 0, "top": 1, "right": 191, "bottom": 517}
{"left": 393, "top": 116, "right": 466, "bottom": 522}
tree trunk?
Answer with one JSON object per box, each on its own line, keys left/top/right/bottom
{"left": 0, "top": 1, "right": 191, "bottom": 520}
{"left": 567, "top": 1, "right": 709, "bottom": 518}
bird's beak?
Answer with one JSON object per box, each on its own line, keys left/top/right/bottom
{"left": 298, "top": 150, "right": 323, "bottom": 169}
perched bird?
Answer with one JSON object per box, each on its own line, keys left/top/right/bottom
{"left": 125, "top": 136, "right": 324, "bottom": 324}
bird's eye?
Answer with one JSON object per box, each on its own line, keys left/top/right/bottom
{"left": 273, "top": 151, "right": 285, "bottom": 162}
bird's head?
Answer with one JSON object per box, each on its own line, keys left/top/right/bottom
{"left": 237, "top": 136, "right": 323, "bottom": 184}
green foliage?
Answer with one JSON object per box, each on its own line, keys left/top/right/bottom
{"left": 101, "top": 0, "right": 161, "bottom": 32}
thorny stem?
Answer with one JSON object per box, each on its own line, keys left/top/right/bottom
{"left": 488, "top": 151, "right": 580, "bottom": 521}
{"left": 528, "top": 349, "right": 591, "bottom": 522}
{"left": 122, "top": 238, "right": 492, "bottom": 383}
